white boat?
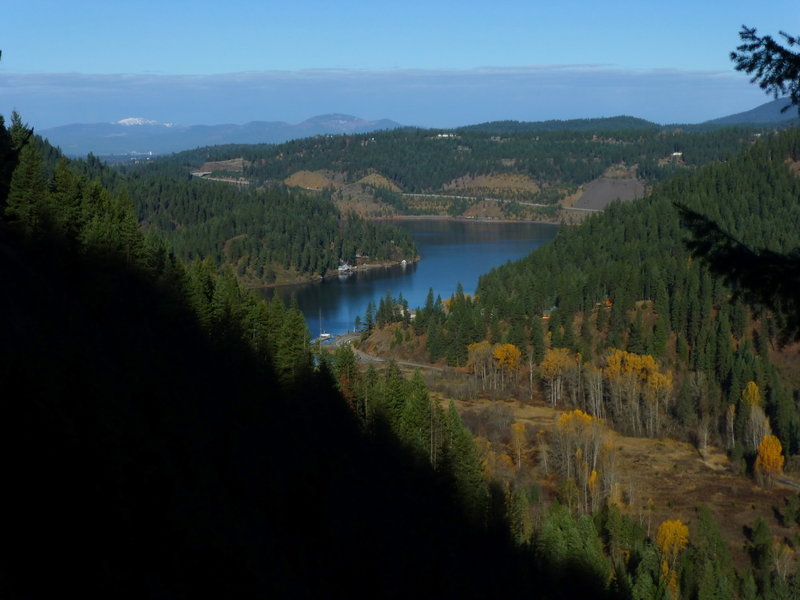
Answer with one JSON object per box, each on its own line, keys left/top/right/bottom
{"left": 317, "top": 309, "right": 332, "bottom": 342}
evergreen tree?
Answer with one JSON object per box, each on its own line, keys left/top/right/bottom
{"left": 399, "top": 371, "right": 433, "bottom": 460}
{"left": 365, "top": 300, "right": 376, "bottom": 332}
{"left": 275, "top": 299, "right": 311, "bottom": 382}
{"left": 5, "top": 141, "right": 47, "bottom": 234}
{"left": 651, "top": 313, "right": 668, "bottom": 359}
{"left": 627, "top": 310, "right": 647, "bottom": 355}
{"left": 380, "top": 360, "right": 407, "bottom": 426}
{"left": 443, "top": 401, "right": 488, "bottom": 523}
{"left": 681, "top": 506, "right": 736, "bottom": 600}
{"left": 530, "top": 317, "right": 546, "bottom": 364}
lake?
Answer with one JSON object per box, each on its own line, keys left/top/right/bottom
{"left": 266, "top": 219, "right": 559, "bottom": 338}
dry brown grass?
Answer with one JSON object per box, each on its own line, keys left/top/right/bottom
{"left": 462, "top": 200, "right": 506, "bottom": 219}
{"left": 202, "top": 158, "right": 249, "bottom": 173}
{"left": 284, "top": 170, "right": 341, "bottom": 189}
{"left": 444, "top": 173, "right": 541, "bottom": 197}
{"left": 361, "top": 324, "right": 800, "bottom": 564}
{"left": 356, "top": 173, "right": 403, "bottom": 192}
{"left": 452, "top": 395, "right": 798, "bottom": 566}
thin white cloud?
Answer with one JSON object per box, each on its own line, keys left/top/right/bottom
{"left": 1, "top": 66, "right": 768, "bottom": 129}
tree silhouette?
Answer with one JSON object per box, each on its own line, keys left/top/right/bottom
{"left": 677, "top": 204, "right": 800, "bottom": 340}
{"left": 678, "top": 25, "right": 800, "bottom": 341}
{"left": 731, "top": 26, "right": 800, "bottom": 114}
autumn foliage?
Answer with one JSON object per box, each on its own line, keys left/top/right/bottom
{"left": 755, "top": 434, "right": 784, "bottom": 485}
{"left": 539, "top": 347, "right": 575, "bottom": 407}
{"left": 656, "top": 519, "right": 689, "bottom": 599}
{"left": 467, "top": 341, "right": 522, "bottom": 390}
{"left": 603, "top": 349, "right": 673, "bottom": 436}
{"left": 551, "top": 409, "right": 612, "bottom": 513}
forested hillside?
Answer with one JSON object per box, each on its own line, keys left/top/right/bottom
{"left": 124, "top": 122, "right": 780, "bottom": 226}
{"left": 459, "top": 115, "right": 662, "bottom": 133}
{"left": 473, "top": 127, "right": 800, "bottom": 449}
{"left": 125, "top": 165, "right": 416, "bottom": 285}
{"left": 1, "top": 113, "right": 607, "bottom": 598}
{"left": 357, "top": 126, "right": 800, "bottom": 598}
{"left": 160, "top": 124, "right": 762, "bottom": 195}
{"left": 7, "top": 105, "right": 800, "bottom": 597}
{"left": 106, "top": 120, "right": 781, "bottom": 278}
{"left": 381, "top": 128, "right": 800, "bottom": 454}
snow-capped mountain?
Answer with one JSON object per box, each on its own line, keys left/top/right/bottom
{"left": 40, "top": 114, "right": 402, "bottom": 156}
{"left": 115, "top": 117, "right": 175, "bottom": 127}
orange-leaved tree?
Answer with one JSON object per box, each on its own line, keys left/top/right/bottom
{"left": 656, "top": 519, "right": 689, "bottom": 599}
{"left": 553, "top": 409, "right": 609, "bottom": 512}
{"left": 742, "top": 380, "right": 772, "bottom": 451}
{"left": 603, "top": 348, "right": 667, "bottom": 436}
{"left": 540, "top": 347, "right": 573, "bottom": 407}
{"left": 467, "top": 340, "right": 493, "bottom": 388}
{"left": 493, "top": 343, "right": 522, "bottom": 389}
{"left": 755, "top": 434, "right": 784, "bottom": 487}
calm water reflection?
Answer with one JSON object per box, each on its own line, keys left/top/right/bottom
{"left": 266, "top": 219, "right": 558, "bottom": 337}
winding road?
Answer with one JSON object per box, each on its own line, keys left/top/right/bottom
{"left": 326, "top": 332, "right": 444, "bottom": 372}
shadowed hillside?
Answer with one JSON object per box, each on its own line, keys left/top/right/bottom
{"left": 0, "top": 120, "right": 619, "bottom": 599}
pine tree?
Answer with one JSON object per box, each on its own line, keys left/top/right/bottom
{"left": 380, "top": 360, "right": 407, "bottom": 426}
{"left": 0, "top": 112, "right": 33, "bottom": 208}
{"left": 627, "top": 310, "right": 647, "bottom": 355}
{"left": 398, "top": 371, "right": 432, "bottom": 459}
{"left": 651, "top": 313, "right": 668, "bottom": 359}
{"left": 275, "top": 299, "right": 310, "bottom": 382}
{"left": 443, "top": 401, "right": 488, "bottom": 523}
{"left": 49, "top": 157, "right": 84, "bottom": 240}
{"left": 5, "top": 141, "right": 47, "bottom": 234}
{"left": 530, "top": 316, "right": 545, "bottom": 364}
{"left": 682, "top": 507, "right": 735, "bottom": 600}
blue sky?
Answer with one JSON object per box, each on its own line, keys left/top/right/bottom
{"left": 1, "top": 1, "right": 795, "bottom": 128}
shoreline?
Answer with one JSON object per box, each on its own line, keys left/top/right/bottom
{"left": 250, "top": 215, "right": 562, "bottom": 291}
{"left": 253, "top": 256, "right": 420, "bottom": 290}
{"left": 369, "top": 214, "right": 561, "bottom": 226}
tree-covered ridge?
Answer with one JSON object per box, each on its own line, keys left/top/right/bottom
{"left": 7, "top": 109, "right": 730, "bottom": 600}
{"left": 470, "top": 129, "right": 800, "bottom": 448}
{"left": 125, "top": 166, "right": 417, "bottom": 284}
{"left": 476, "top": 129, "right": 800, "bottom": 323}
{"left": 0, "top": 113, "right": 552, "bottom": 598}
{"left": 6, "top": 110, "right": 800, "bottom": 598}
{"left": 458, "top": 115, "right": 661, "bottom": 133}
{"left": 153, "top": 125, "right": 766, "bottom": 197}
{"left": 365, "top": 129, "right": 800, "bottom": 456}
{"left": 355, "top": 128, "right": 800, "bottom": 597}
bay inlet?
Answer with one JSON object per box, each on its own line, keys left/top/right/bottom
{"left": 266, "top": 219, "right": 559, "bottom": 338}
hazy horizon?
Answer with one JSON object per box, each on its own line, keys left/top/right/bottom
{"left": 2, "top": 1, "right": 792, "bottom": 129}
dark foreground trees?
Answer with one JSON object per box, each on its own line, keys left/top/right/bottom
{"left": 681, "top": 25, "right": 800, "bottom": 341}
{"left": 0, "top": 118, "right": 626, "bottom": 598}
{"left": 731, "top": 25, "right": 800, "bottom": 114}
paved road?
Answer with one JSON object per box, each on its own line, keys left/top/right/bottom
{"left": 327, "top": 332, "right": 444, "bottom": 372}
{"left": 402, "top": 192, "right": 600, "bottom": 213}
{"left": 776, "top": 477, "right": 800, "bottom": 490}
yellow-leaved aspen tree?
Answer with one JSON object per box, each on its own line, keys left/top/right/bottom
{"left": 511, "top": 421, "right": 526, "bottom": 471}
{"left": 755, "top": 434, "right": 784, "bottom": 487}
{"left": 656, "top": 519, "right": 689, "bottom": 600}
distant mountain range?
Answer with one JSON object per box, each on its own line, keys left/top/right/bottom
{"left": 40, "top": 98, "right": 799, "bottom": 157}
{"left": 702, "top": 97, "right": 798, "bottom": 125}
{"left": 459, "top": 115, "right": 660, "bottom": 134}
{"left": 40, "top": 114, "right": 403, "bottom": 157}
{"left": 463, "top": 99, "right": 799, "bottom": 134}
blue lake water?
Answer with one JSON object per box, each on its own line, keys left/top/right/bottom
{"left": 266, "top": 219, "right": 559, "bottom": 338}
